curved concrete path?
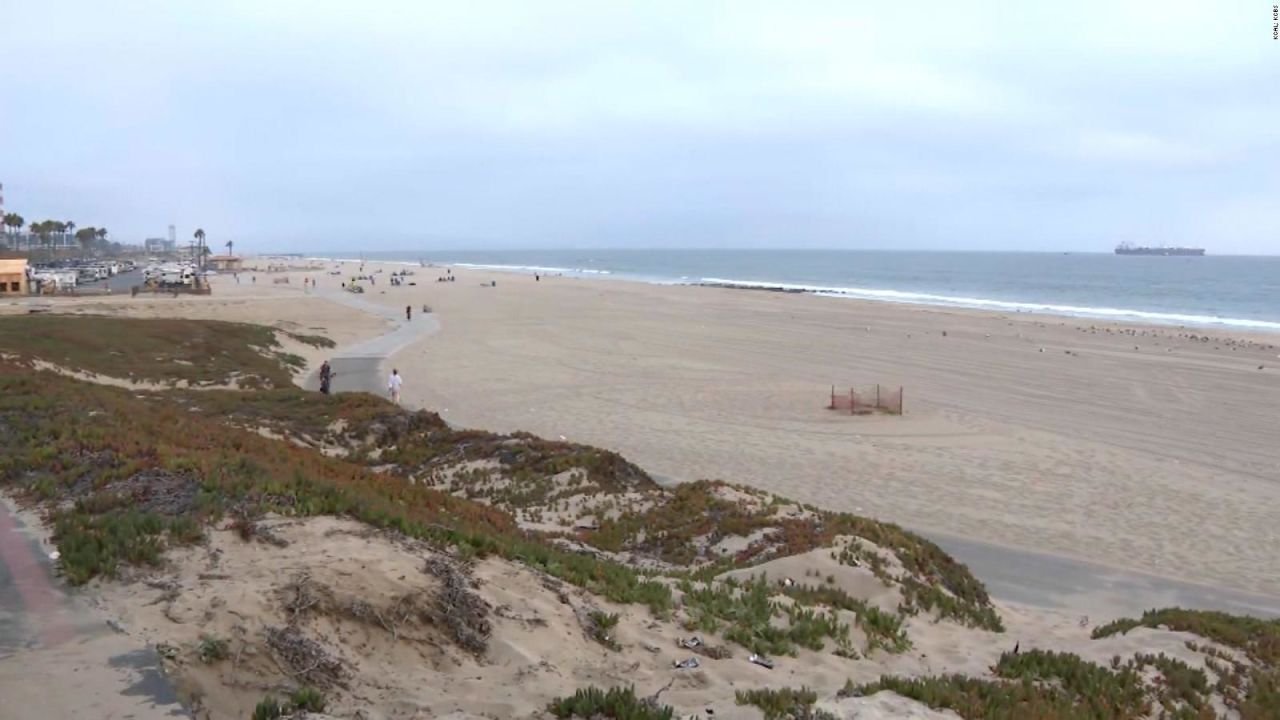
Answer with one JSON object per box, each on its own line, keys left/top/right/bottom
{"left": 304, "top": 290, "right": 440, "bottom": 397}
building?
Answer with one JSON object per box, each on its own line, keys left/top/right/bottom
{"left": 208, "top": 255, "right": 243, "bottom": 272}
{"left": 0, "top": 258, "right": 29, "bottom": 296}
{"left": 145, "top": 237, "right": 177, "bottom": 254}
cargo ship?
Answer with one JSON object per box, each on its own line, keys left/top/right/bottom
{"left": 1115, "top": 243, "right": 1205, "bottom": 256}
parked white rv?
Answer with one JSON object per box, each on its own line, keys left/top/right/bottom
{"left": 159, "top": 265, "right": 196, "bottom": 287}
{"left": 30, "top": 271, "right": 77, "bottom": 292}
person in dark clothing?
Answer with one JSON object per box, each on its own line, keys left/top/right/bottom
{"left": 319, "top": 360, "right": 333, "bottom": 395}
{"left": 406, "top": 305, "right": 412, "bottom": 321}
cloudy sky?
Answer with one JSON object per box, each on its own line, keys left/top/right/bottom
{"left": 1, "top": 1, "right": 1276, "bottom": 252}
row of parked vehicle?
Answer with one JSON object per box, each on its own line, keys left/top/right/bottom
{"left": 29, "top": 259, "right": 139, "bottom": 291}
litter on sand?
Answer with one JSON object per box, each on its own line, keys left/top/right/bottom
{"left": 678, "top": 636, "right": 703, "bottom": 649}
{"left": 673, "top": 657, "right": 701, "bottom": 669}
{"left": 748, "top": 653, "right": 775, "bottom": 669}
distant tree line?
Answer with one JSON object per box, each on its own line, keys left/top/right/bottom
{"left": 1, "top": 213, "right": 119, "bottom": 256}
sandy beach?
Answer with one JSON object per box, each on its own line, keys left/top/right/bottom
{"left": 16, "top": 261, "right": 1277, "bottom": 599}
{"left": 275, "top": 260, "right": 1280, "bottom": 599}
{"left": 5, "top": 261, "right": 1280, "bottom": 719}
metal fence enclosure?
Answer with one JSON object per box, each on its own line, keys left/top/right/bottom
{"left": 826, "top": 385, "right": 904, "bottom": 415}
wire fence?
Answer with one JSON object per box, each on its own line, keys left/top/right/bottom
{"left": 827, "top": 384, "right": 904, "bottom": 415}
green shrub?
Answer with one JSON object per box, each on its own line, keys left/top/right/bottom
{"left": 197, "top": 634, "right": 229, "bottom": 663}
{"left": 290, "top": 687, "right": 326, "bottom": 712}
{"left": 549, "top": 685, "right": 673, "bottom": 719}
{"left": 587, "top": 610, "right": 622, "bottom": 651}
{"left": 251, "top": 696, "right": 284, "bottom": 720}
{"left": 735, "top": 687, "right": 835, "bottom": 720}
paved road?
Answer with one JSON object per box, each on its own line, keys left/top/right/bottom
{"left": 0, "top": 498, "right": 189, "bottom": 719}
{"left": 928, "top": 531, "right": 1280, "bottom": 620}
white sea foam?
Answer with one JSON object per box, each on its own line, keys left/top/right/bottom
{"left": 453, "top": 262, "right": 612, "bottom": 276}
{"left": 698, "top": 277, "right": 1280, "bottom": 331}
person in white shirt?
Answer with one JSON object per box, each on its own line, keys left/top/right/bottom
{"left": 387, "top": 368, "right": 403, "bottom": 404}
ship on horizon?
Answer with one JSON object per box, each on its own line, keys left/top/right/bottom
{"left": 1115, "top": 242, "right": 1205, "bottom": 256}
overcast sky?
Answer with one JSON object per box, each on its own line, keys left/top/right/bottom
{"left": 1, "top": 1, "right": 1276, "bottom": 253}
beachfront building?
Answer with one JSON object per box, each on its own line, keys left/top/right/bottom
{"left": 0, "top": 258, "right": 29, "bottom": 296}
{"left": 145, "top": 237, "right": 176, "bottom": 254}
{"left": 208, "top": 255, "right": 243, "bottom": 272}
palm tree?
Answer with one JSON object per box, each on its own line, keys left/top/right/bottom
{"left": 194, "top": 228, "right": 206, "bottom": 270}
{"left": 65, "top": 221, "right": 76, "bottom": 252}
{"left": 1, "top": 213, "right": 20, "bottom": 248}
{"left": 11, "top": 214, "right": 26, "bottom": 251}
{"left": 76, "top": 227, "right": 96, "bottom": 256}
{"left": 225, "top": 239, "right": 234, "bottom": 256}
{"left": 31, "top": 221, "right": 53, "bottom": 259}
{"left": 95, "top": 227, "right": 107, "bottom": 241}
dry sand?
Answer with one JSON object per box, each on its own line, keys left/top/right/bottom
{"left": 209, "top": 260, "right": 1280, "bottom": 599}
{"left": 90, "top": 514, "right": 1224, "bottom": 719}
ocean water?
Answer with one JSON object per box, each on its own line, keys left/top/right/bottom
{"left": 317, "top": 249, "right": 1280, "bottom": 331}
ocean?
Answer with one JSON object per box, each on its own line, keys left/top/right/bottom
{"left": 314, "top": 249, "right": 1280, "bottom": 332}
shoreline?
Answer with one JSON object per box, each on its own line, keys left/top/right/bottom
{"left": 303, "top": 252, "right": 1280, "bottom": 334}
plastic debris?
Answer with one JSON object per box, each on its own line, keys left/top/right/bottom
{"left": 748, "top": 653, "right": 774, "bottom": 669}
{"left": 678, "top": 636, "right": 703, "bottom": 649}
{"left": 673, "top": 657, "right": 700, "bottom": 670}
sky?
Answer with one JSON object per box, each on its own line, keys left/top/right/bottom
{"left": 0, "top": 1, "right": 1277, "bottom": 253}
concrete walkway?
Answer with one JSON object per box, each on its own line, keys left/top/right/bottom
{"left": 0, "top": 497, "right": 189, "bottom": 719}
{"left": 305, "top": 290, "right": 440, "bottom": 397}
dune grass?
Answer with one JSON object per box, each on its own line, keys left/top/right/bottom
{"left": 0, "top": 315, "right": 304, "bottom": 387}
{"left": 1093, "top": 608, "right": 1280, "bottom": 717}
{"left": 549, "top": 685, "right": 673, "bottom": 719}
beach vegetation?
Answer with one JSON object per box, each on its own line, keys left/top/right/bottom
{"left": 549, "top": 685, "right": 673, "bottom": 719}
{"left": 0, "top": 315, "right": 300, "bottom": 387}
{"left": 848, "top": 645, "right": 1278, "bottom": 719}
{"left": 289, "top": 686, "right": 327, "bottom": 712}
{"left": 196, "top": 634, "right": 230, "bottom": 663}
{"left": 250, "top": 696, "right": 285, "bottom": 720}
{"left": 283, "top": 332, "right": 335, "bottom": 349}
{"left": 586, "top": 610, "right": 622, "bottom": 651}
{"left": 1093, "top": 608, "right": 1280, "bottom": 716}
{"left": 734, "top": 686, "right": 836, "bottom": 720}
{"left": 250, "top": 687, "right": 326, "bottom": 720}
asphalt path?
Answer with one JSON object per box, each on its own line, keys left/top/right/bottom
{"left": 0, "top": 498, "right": 189, "bottom": 719}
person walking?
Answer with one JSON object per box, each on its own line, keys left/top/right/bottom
{"left": 319, "top": 360, "right": 334, "bottom": 395}
{"left": 405, "top": 305, "right": 412, "bottom": 321}
{"left": 387, "top": 368, "right": 403, "bottom": 404}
